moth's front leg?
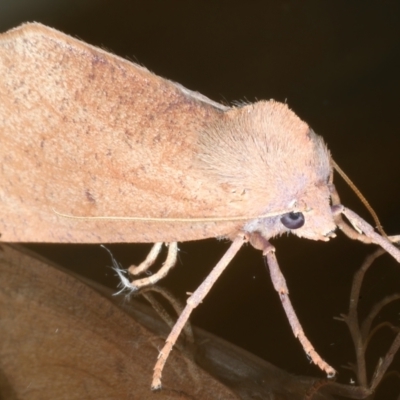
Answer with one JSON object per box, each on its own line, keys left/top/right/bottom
{"left": 247, "top": 231, "right": 336, "bottom": 377}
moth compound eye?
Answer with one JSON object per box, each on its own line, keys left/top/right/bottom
{"left": 280, "top": 212, "right": 305, "bottom": 229}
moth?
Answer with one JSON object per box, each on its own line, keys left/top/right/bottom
{"left": 1, "top": 23, "right": 399, "bottom": 389}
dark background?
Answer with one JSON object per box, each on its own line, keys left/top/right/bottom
{"left": 1, "top": 1, "right": 399, "bottom": 398}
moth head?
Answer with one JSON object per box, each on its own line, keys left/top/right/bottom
{"left": 198, "top": 100, "right": 338, "bottom": 242}
{"left": 240, "top": 116, "right": 337, "bottom": 242}
{"left": 244, "top": 179, "right": 337, "bottom": 242}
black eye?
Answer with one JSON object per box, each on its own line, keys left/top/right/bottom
{"left": 280, "top": 212, "right": 305, "bottom": 229}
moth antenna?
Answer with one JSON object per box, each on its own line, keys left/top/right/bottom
{"left": 51, "top": 208, "right": 294, "bottom": 223}
{"left": 331, "top": 159, "right": 387, "bottom": 238}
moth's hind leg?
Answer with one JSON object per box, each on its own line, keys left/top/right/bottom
{"left": 126, "top": 242, "right": 178, "bottom": 290}
{"left": 128, "top": 242, "right": 163, "bottom": 276}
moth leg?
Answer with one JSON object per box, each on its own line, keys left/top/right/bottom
{"left": 330, "top": 184, "right": 373, "bottom": 244}
{"left": 249, "top": 232, "right": 336, "bottom": 378}
{"left": 128, "top": 242, "right": 163, "bottom": 276}
{"left": 151, "top": 234, "right": 246, "bottom": 390}
{"left": 329, "top": 200, "right": 376, "bottom": 245}
{"left": 130, "top": 242, "right": 178, "bottom": 289}
{"left": 330, "top": 182, "right": 399, "bottom": 251}
{"left": 140, "top": 286, "right": 201, "bottom": 386}
{"left": 140, "top": 285, "right": 194, "bottom": 341}
{"left": 331, "top": 185, "right": 400, "bottom": 262}
{"left": 336, "top": 206, "right": 400, "bottom": 263}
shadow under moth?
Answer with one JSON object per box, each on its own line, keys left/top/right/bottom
{"left": 1, "top": 23, "right": 399, "bottom": 390}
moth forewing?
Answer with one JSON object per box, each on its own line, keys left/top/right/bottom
{"left": 0, "top": 23, "right": 251, "bottom": 243}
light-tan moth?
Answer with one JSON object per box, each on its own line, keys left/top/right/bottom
{"left": 1, "top": 23, "right": 399, "bottom": 389}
